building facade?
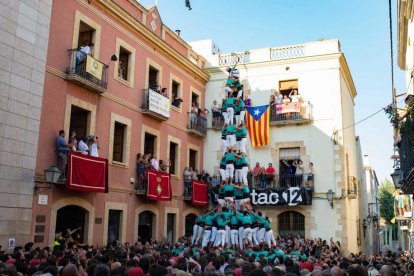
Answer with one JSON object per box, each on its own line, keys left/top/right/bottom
{"left": 396, "top": 0, "right": 414, "bottom": 255}
{"left": 0, "top": 0, "right": 52, "bottom": 247}
{"left": 194, "top": 39, "right": 364, "bottom": 254}
{"left": 30, "top": 0, "right": 209, "bottom": 247}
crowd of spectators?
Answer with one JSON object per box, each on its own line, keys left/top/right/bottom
{"left": 0, "top": 234, "right": 411, "bottom": 276}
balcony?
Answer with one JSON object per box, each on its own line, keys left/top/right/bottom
{"left": 251, "top": 173, "right": 313, "bottom": 189}
{"left": 135, "top": 180, "right": 147, "bottom": 195}
{"left": 187, "top": 113, "right": 207, "bottom": 137}
{"left": 211, "top": 114, "right": 225, "bottom": 129}
{"left": 183, "top": 180, "right": 192, "bottom": 200}
{"left": 141, "top": 89, "right": 170, "bottom": 121}
{"left": 66, "top": 49, "right": 109, "bottom": 94}
{"left": 269, "top": 101, "right": 312, "bottom": 126}
{"left": 399, "top": 122, "right": 414, "bottom": 193}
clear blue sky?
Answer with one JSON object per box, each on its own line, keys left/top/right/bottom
{"left": 140, "top": 0, "right": 405, "bottom": 183}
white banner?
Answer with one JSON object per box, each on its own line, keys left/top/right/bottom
{"left": 148, "top": 89, "right": 170, "bottom": 118}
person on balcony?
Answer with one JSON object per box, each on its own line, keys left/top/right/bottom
{"left": 183, "top": 167, "right": 192, "bottom": 194}
{"left": 190, "top": 102, "right": 199, "bottom": 128}
{"left": 161, "top": 88, "right": 168, "bottom": 98}
{"left": 292, "top": 159, "right": 304, "bottom": 187}
{"left": 259, "top": 166, "right": 267, "bottom": 189}
{"left": 252, "top": 162, "right": 261, "bottom": 188}
{"left": 275, "top": 90, "right": 283, "bottom": 104}
{"left": 265, "top": 163, "right": 276, "bottom": 188}
{"left": 289, "top": 90, "right": 302, "bottom": 119}
{"left": 212, "top": 100, "right": 222, "bottom": 127}
{"left": 172, "top": 95, "right": 183, "bottom": 108}
{"left": 136, "top": 153, "right": 145, "bottom": 189}
{"left": 307, "top": 162, "right": 314, "bottom": 188}
{"left": 77, "top": 136, "right": 89, "bottom": 155}
{"left": 281, "top": 159, "right": 293, "bottom": 187}
{"left": 89, "top": 136, "right": 99, "bottom": 157}
{"left": 76, "top": 42, "right": 93, "bottom": 70}
{"left": 269, "top": 94, "right": 276, "bottom": 106}
{"left": 68, "top": 130, "right": 77, "bottom": 152}
{"left": 150, "top": 155, "right": 159, "bottom": 171}
{"left": 56, "top": 130, "right": 75, "bottom": 179}
{"left": 244, "top": 95, "right": 252, "bottom": 107}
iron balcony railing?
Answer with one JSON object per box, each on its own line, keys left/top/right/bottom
{"left": 269, "top": 101, "right": 312, "bottom": 124}
{"left": 141, "top": 88, "right": 170, "bottom": 120}
{"left": 250, "top": 173, "right": 314, "bottom": 189}
{"left": 270, "top": 45, "right": 306, "bottom": 60}
{"left": 66, "top": 49, "right": 109, "bottom": 91}
{"left": 187, "top": 112, "right": 207, "bottom": 136}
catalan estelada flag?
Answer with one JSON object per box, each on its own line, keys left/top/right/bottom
{"left": 245, "top": 105, "right": 270, "bottom": 147}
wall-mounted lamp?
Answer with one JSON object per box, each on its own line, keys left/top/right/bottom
{"left": 326, "top": 189, "right": 335, "bottom": 209}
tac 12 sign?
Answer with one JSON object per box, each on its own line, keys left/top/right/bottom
{"left": 250, "top": 187, "right": 313, "bottom": 206}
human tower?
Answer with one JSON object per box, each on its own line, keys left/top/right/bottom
{"left": 191, "top": 65, "right": 277, "bottom": 250}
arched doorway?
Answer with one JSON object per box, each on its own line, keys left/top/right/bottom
{"left": 138, "top": 211, "right": 155, "bottom": 243}
{"left": 185, "top": 214, "right": 197, "bottom": 238}
{"left": 56, "top": 205, "right": 88, "bottom": 243}
{"left": 278, "top": 211, "right": 305, "bottom": 239}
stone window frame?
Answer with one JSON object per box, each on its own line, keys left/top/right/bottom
{"left": 108, "top": 113, "right": 131, "bottom": 167}
{"left": 114, "top": 37, "right": 136, "bottom": 88}
{"left": 103, "top": 202, "right": 127, "bottom": 245}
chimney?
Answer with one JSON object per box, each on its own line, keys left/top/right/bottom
{"left": 175, "top": 30, "right": 181, "bottom": 37}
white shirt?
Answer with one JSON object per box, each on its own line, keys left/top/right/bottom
{"left": 78, "top": 140, "right": 89, "bottom": 154}
{"left": 80, "top": 45, "right": 91, "bottom": 55}
{"left": 90, "top": 143, "right": 99, "bottom": 157}
{"left": 290, "top": 95, "right": 302, "bottom": 103}
{"left": 150, "top": 158, "right": 159, "bottom": 171}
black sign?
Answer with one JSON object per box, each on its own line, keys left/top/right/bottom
{"left": 250, "top": 187, "right": 312, "bottom": 206}
{"left": 210, "top": 187, "right": 313, "bottom": 206}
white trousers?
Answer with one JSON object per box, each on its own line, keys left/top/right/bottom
{"left": 214, "top": 229, "right": 226, "bottom": 247}
{"left": 235, "top": 169, "right": 242, "bottom": 183}
{"left": 230, "top": 229, "right": 239, "bottom": 245}
{"left": 227, "top": 107, "right": 234, "bottom": 125}
{"left": 258, "top": 228, "right": 266, "bottom": 243}
{"left": 210, "top": 226, "right": 217, "bottom": 242}
{"left": 222, "top": 112, "right": 228, "bottom": 124}
{"left": 202, "top": 229, "right": 211, "bottom": 247}
{"left": 241, "top": 167, "right": 248, "bottom": 186}
{"left": 238, "top": 138, "right": 247, "bottom": 154}
{"left": 265, "top": 229, "right": 277, "bottom": 248}
{"left": 243, "top": 227, "right": 252, "bottom": 243}
{"left": 192, "top": 224, "right": 203, "bottom": 244}
{"left": 240, "top": 110, "right": 245, "bottom": 124}
{"left": 226, "top": 164, "right": 234, "bottom": 180}
{"left": 252, "top": 227, "right": 259, "bottom": 246}
{"left": 220, "top": 168, "right": 227, "bottom": 180}
{"left": 238, "top": 227, "right": 244, "bottom": 249}
{"left": 226, "top": 134, "right": 236, "bottom": 148}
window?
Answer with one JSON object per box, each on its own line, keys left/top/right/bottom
{"left": 278, "top": 211, "right": 305, "bottom": 239}
{"left": 72, "top": 11, "right": 101, "bottom": 59}
{"left": 189, "top": 149, "right": 197, "bottom": 170}
{"left": 166, "top": 213, "right": 176, "bottom": 243}
{"left": 148, "top": 66, "right": 159, "bottom": 90}
{"left": 191, "top": 92, "right": 199, "bottom": 106}
{"left": 169, "top": 142, "right": 178, "bottom": 175}
{"left": 77, "top": 21, "right": 95, "bottom": 53}
{"left": 185, "top": 214, "right": 197, "bottom": 238}
{"left": 144, "top": 133, "right": 156, "bottom": 156}
{"left": 279, "top": 79, "right": 298, "bottom": 97}
{"left": 108, "top": 210, "right": 122, "bottom": 244}
{"left": 172, "top": 80, "right": 180, "bottom": 100}
{"left": 113, "top": 122, "right": 125, "bottom": 162}
{"left": 109, "top": 113, "right": 131, "bottom": 166}
{"left": 114, "top": 38, "right": 136, "bottom": 87}
{"left": 118, "top": 47, "right": 130, "bottom": 81}
{"left": 69, "top": 106, "right": 90, "bottom": 139}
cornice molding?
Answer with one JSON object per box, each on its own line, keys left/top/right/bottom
{"left": 82, "top": 0, "right": 209, "bottom": 83}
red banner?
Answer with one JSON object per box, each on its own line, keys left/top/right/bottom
{"left": 147, "top": 169, "right": 171, "bottom": 201}
{"left": 67, "top": 152, "right": 108, "bottom": 193}
{"left": 276, "top": 102, "right": 300, "bottom": 114}
{"left": 192, "top": 180, "right": 209, "bottom": 206}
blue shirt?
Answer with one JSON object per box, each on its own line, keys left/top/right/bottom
{"left": 56, "top": 137, "right": 68, "bottom": 152}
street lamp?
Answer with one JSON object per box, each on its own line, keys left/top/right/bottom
{"left": 44, "top": 165, "right": 62, "bottom": 185}
{"left": 390, "top": 168, "right": 401, "bottom": 188}
{"left": 326, "top": 189, "right": 335, "bottom": 209}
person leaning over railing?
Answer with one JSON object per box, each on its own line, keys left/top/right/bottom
{"left": 183, "top": 167, "right": 192, "bottom": 196}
